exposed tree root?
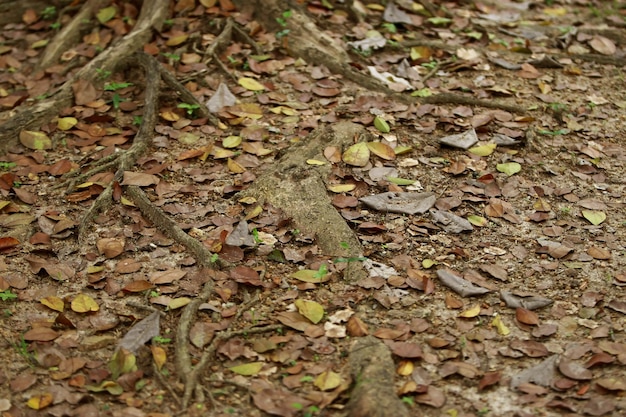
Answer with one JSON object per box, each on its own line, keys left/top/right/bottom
{"left": 233, "top": 0, "right": 527, "bottom": 114}
{"left": 238, "top": 121, "right": 368, "bottom": 281}
{"left": 0, "top": 0, "right": 72, "bottom": 27}
{"left": 0, "top": 0, "right": 169, "bottom": 154}
{"left": 36, "top": 0, "right": 108, "bottom": 70}
{"left": 347, "top": 336, "right": 410, "bottom": 417}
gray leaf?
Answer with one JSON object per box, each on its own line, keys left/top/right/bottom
{"left": 500, "top": 290, "right": 553, "bottom": 310}
{"left": 430, "top": 209, "right": 473, "bottom": 233}
{"left": 118, "top": 311, "right": 160, "bottom": 354}
{"left": 436, "top": 269, "right": 490, "bottom": 297}
{"left": 360, "top": 192, "right": 436, "bottom": 215}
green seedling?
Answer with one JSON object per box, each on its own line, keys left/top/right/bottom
{"left": 152, "top": 336, "right": 171, "bottom": 344}
{"left": 104, "top": 82, "right": 133, "bottom": 91}
{"left": 0, "top": 161, "right": 16, "bottom": 170}
{"left": 41, "top": 6, "right": 57, "bottom": 20}
{"left": 314, "top": 264, "right": 328, "bottom": 279}
{"left": 0, "top": 289, "right": 17, "bottom": 301}
{"left": 161, "top": 52, "right": 181, "bottom": 61}
{"left": 50, "top": 22, "right": 61, "bottom": 30}
{"left": 111, "top": 93, "right": 125, "bottom": 109}
{"left": 96, "top": 68, "right": 112, "bottom": 79}
{"left": 132, "top": 116, "right": 143, "bottom": 126}
{"left": 177, "top": 102, "right": 201, "bottom": 117}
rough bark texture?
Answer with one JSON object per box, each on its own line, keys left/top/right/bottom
{"left": 348, "top": 336, "right": 411, "bottom": 417}
{"left": 0, "top": 0, "right": 169, "bottom": 153}
{"left": 239, "top": 121, "right": 368, "bottom": 279}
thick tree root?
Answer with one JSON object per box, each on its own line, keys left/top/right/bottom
{"left": 36, "top": 0, "right": 109, "bottom": 71}
{"left": 238, "top": 121, "right": 368, "bottom": 280}
{"left": 0, "top": 0, "right": 169, "bottom": 154}
{"left": 233, "top": 0, "right": 527, "bottom": 114}
{"left": 347, "top": 336, "right": 410, "bottom": 417}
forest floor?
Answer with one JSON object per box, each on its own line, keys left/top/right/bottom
{"left": 0, "top": 0, "right": 626, "bottom": 416}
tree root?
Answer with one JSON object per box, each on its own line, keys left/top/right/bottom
{"left": 347, "top": 336, "right": 410, "bottom": 417}
{"left": 0, "top": 0, "right": 169, "bottom": 154}
{"left": 36, "top": 0, "right": 109, "bottom": 71}
{"left": 232, "top": 0, "right": 527, "bottom": 114}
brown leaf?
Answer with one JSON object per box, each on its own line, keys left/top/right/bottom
{"left": 478, "top": 371, "right": 501, "bottom": 391}
{"left": 122, "top": 280, "right": 154, "bottom": 293}
{"left": 23, "top": 327, "right": 59, "bottom": 342}
{"left": 72, "top": 79, "right": 98, "bottom": 105}
{"left": 415, "top": 386, "right": 446, "bottom": 408}
{"left": 510, "top": 339, "right": 549, "bottom": 357}
{"left": 386, "top": 341, "right": 423, "bottom": 358}
{"left": 346, "top": 315, "right": 369, "bottom": 337}
{"left": 589, "top": 35, "right": 616, "bottom": 55}
{"left": 558, "top": 359, "right": 592, "bottom": 380}
{"left": 230, "top": 265, "right": 262, "bottom": 286}
{"left": 516, "top": 307, "right": 540, "bottom": 325}
{"left": 96, "top": 237, "right": 125, "bottom": 258}
{"left": 587, "top": 246, "right": 611, "bottom": 260}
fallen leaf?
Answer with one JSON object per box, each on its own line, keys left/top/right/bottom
{"left": 238, "top": 77, "right": 265, "bottom": 91}
{"left": 71, "top": 294, "right": 99, "bottom": 313}
{"left": 496, "top": 162, "right": 521, "bottom": 176}
{"left": 229, "top": 362, "right": 264, "bottom": 376}
{"left": 294, "top": 299, "right": 324, "bottom": 324}
{"left": 582, "top": 210, "right": 606, "bottom": 225}
{"left": 342, "top": 142, "right": 370, "bottom": 167}
{"left": 516, "top": 307, "right": 539, "bottom": 325}
{"left": 468, "top": 143, "right": 496, "bottom": 156}
{"left": 314, "top": 370, "right": 342, "bottom": 391}
{"left": 19, "top": 130, "right": 52, "bottom": 150}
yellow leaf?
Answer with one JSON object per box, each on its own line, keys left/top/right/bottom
{"left": 167, "top": 297, "right": 191, "bottom": 310}
{"left": 229, "top": 362, "right": 264, "bottom": 376}
{"left": 57, "top": 117, "right": 78, "bottom": 131}
{"left": 291, "top": 269, "right": 330, "bottom": 283}
{"left": 468, "top": 143, "right": 496, "bottom": 157}
{"left": 422, "top": 259, "right": 437, "bottom": 269}
{"left": 96, "top": 6, "right": 117, "bottom": 24}
{"left": 294, "top": 299, "right": 325, "bottom": 324}
{"left": 342, "top": 142, "right": 370, "bottom": 167}
{"left": 120, "top": 196, "right": 135, "bottom": 206}
{"left": 582, "top": 210, "right": 606, "bottom": 226}
{"left": 166, "top": 34, "right": 188, "bottom": 46}
{"left": 328, "top": 184, "right": 356, "bottom": 193}
{"left": 27, "top": 393, "right": 53, "bottom": 410}
{"left": 40, "top": 296, "right": 64, "bottom": 312}
{"left": 86, "top": 265, "right": 104, "bottom": 274}
{"left": 467, "top": 215, "right": 487, "bottom": 227}
{"left": 151, "top": 346, "right": 167, "bottom": 371}
{"left": 71, "top": 294, "right": 99, "bottom": 313}
{"left": 314, "top": 370, "right": 342, "bottom": 391}
{"left": 306, "top": 159, "right": 326, "bottom": 166}
{"left": 543, "top": 7, "right": 567, "bottom": 16}
{"left": 57, "top": 117, "right": 78, "bottom": 130}
{"left": 222, "top": 136, "right": 242, "bottom": 148}
{"left": 160, "top": 110, "right": 180, "bottom": 122}
{"left": 211, "top": 146, "right": 236, "bottom": 159}
{"left": 227, "top": 158, "right": 246, "bottom": 174}
{"left": 244, "top": 205, "right": 263, "bottom": 220}
{"left": 458, "top": 304, "right": 480, "bottom": 318}
{"left": 238, "top": 77, "right": 265, "bottom": 91}
{"left": 366, "top": 142, "right": 396, "bottom": 160}
{"left": 491, "top": 314, "right": 510, "bottom": 336}
{"left": 394, "top": 145, "right": 412, "bottom": 155}
{"left": 397, "top": 360, "right": 414, "bottom": 376}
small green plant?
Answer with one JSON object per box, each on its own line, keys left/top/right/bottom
{"left": 303, "top": 405, "right": 320, "bottom": 417}
{"left": 111, "top": 93, "right": 125, "bottom": 109}
{"left": 41, "top": 6, "right": 57, "bottom": 20}
{"left": 13, "top": 336, "right": 33, "bottom": 364}
{"left": 50, "top": 22, "right": 61, "bottom": 30}
{"left": 381, "top": 23, "right": 397, "bottom": 33}
{"left": 104, "top": 81, "right": 133, "bottom": 91}
{"left": 251, "top": 228, "right": 263, "bottom": 244}
{"left": 313, "top": 264, "right": 328, "bottom": 279}
{"left": 161, "top": 52, "right": 181, "bottom": 61}
{"left": 177, "top": 102, "right": 201, "bottom": 117}
{"left": 299, "top": 375, "right": 314, "bottom": 382}
{"left": 0, "top": 161, "right": 16, "bottom": 170}
{"left": 276, "top": 10, "right": 292, "bottom": 38}
{"left": 164, "top": 19, "right": 174, "bottom": 26}
{"left": 96, "top": 68, "right": 112, "bottom": 79}
{"left": 0, "top": 289, "right": 17, "bottom": 301}
{"left": 152, "top": 336, "right": 171, "bottom": 344}
{"left": 149, "top": 290, "right": 159, "bottom": 298}
{"left": 210, "top": 253, "right": 219, "bottom": 264}
{"left": 132, "top": 116, "right": 143, "bottom": 126}
{"left": 421, "top": 60, "right": 437, "bottom": 69}
{"left": 401, "top": 396, "right": 415, "bottom": 406}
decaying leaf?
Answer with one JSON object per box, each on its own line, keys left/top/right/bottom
{"left": 500, "top": 291, "right": 553, "bottom": 310}
{"left": 436, "top": 269, "right": 490, "bottom": 297}
{"left": 359, "top": 192, "right": 436, "bottom": 215}
{"left": 430, "top": 209, "right": 473, "bottom": 233}
{"left": 118, "top": 312, "right": 160, "bottom": 354}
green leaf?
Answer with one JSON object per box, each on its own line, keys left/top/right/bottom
{"left": 374, "top": 116, "right": 390, "bottom": 133}
{"left": 342, "top": 142, "right": 370, "bottom": 167}
{"left": 96, "top": 6, "right": 117, "bottom": 24}
{"left": 294, "top": 299, "right": 325, "bottom": 324}
{"left": 427, "top": 17, "right": 452, "bottom": 25}
{"left": 229, "top": 362, "right": 264, "bottom": 376}
{"left": 467, "top": 215, "right": 488, "bottom": 227}
{"left": 468, "top": 143, "right": 496, "bottom": 156}
{"left": 496, "top": 162, "right": 521, "bottom": 176}
{"left": 582, "top": 210, "right": 606, "bottom": 226}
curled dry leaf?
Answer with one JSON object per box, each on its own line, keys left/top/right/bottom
{"left": 96, "top": 238, "right": 125, "bottom": 259}
{"left": 500, "top": 290, "right": 553, "bottom": 310}
{"left": 359, "top": 192, "right": 436, "bottom": 215}
{"left": 436, "top": 269, "right": 490, "bottom": 297}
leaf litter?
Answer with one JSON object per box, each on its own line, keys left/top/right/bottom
{"left": 0, "top": 0, "right": 625, "bottom": 416}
